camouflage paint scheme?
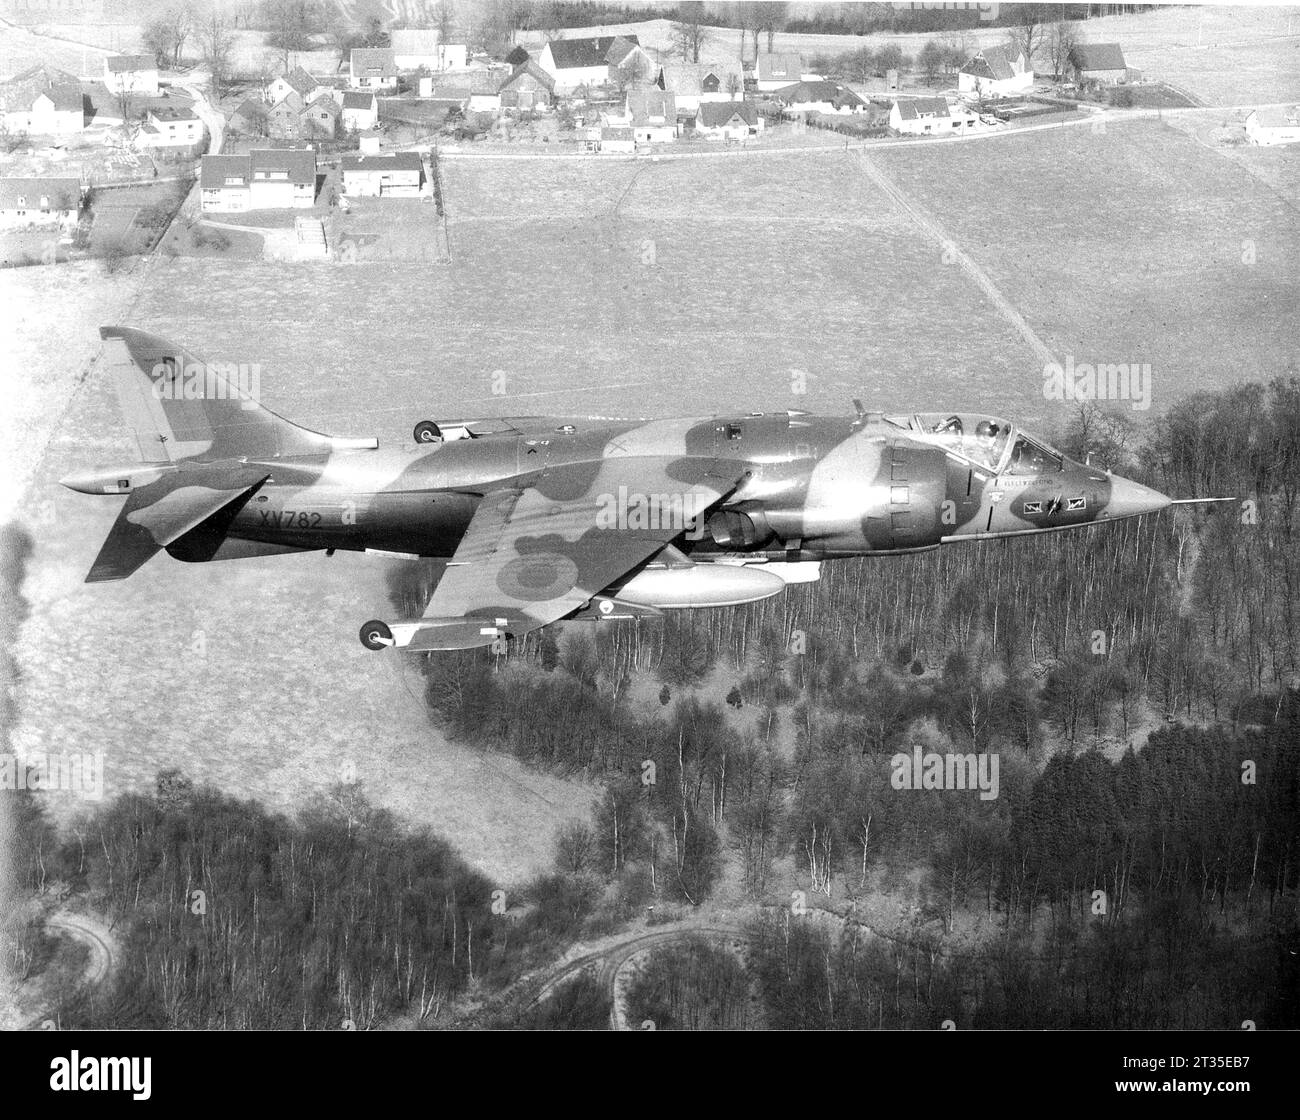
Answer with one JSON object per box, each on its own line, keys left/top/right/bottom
{"left": 62, "top": 328, "right": 1172, "bottom": 650}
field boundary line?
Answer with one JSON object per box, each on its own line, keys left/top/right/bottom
{"left": 854, "top": 148, "right": 1057, "bottom": 371}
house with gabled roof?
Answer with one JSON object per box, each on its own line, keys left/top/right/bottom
{"left": 958, "top": 46, "right": 1032, "bottom": 98}
{"left": 229, "top": 99, "right": 268, "bottom": 137}
{"left": 753, "top": 52, "right": 806, "bottom": 91}
{"left": 103, "top": 54, "right": 158, "bottom": 95}
{"left": 656, "top": 60, "right": 743, "bottom": 113}
{"left": 1245, "top": 106, "right": 1300, "bottom": 146}
{"left": 623, "top": 88, "right": 677, "bottom": 142}
{"left": 349, "top": 48, "right": 398, "bottom": 90}
{"left": 695, "top": 100, "right": 760, "bottom": 139}
{"left": 0, "top": 66, "right": 87, "bottom": 134}
{"left": 302, "top": 94, "right": 340, "bottom": 139}
{"left": 770, "top": 80, "right": 867, "bottom": 115}
{"left": 1069, "top": 42, "right": 1128, "bottom": 85}
{"left": 499, "top": 61, "right": 556, "bottom": 110}
{"left": 267, "top": 93, "right": 305, "bottom": 139}
{"left": 0, "top": 176, "right": 83, "bottom": 229}
{"left": 341, "top": 91, "right": 378, "bottom": 131}
{"left": 538, "top": 34, "right": 652, "bottom": 93}
{"left": 265, "top": 67, "right": 322, "bottom": 107}
{"left": 889, "top": 96, "right": 951, "bottom": 134}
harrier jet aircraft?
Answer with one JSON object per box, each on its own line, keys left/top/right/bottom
{"left": 63, "top": 328, "right": 1179, "bottom": 652}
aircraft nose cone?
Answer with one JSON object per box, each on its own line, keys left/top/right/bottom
{"left": 1105, "top": 475, "right": 1171, "bottom": 519}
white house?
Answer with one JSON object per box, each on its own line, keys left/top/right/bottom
{"left": 137, "top": 106, "right": 204, "bottom": 149}
{"left": 0, "top": 176, "right": 82, "bottom": 229}
{"left": 200, "top": 149, "right": 316, "bottom": 212}
{"left": 958, "top": 46, "right": 1032, "bottom": 99}
{"left": 0, "top": 67, "right": 86, "bottom": 134}
{"left": 754, "top": 52, "right": 809, "bottom": 91}
{"left": 624, "top": 88, "right": 677, "bottom": 142}
{"left": 103, "top": 54, "right": 159, "bottom": 95}
{"left": 1245, "top": 107, "right": 1300, "bottom": 146}
{"left": 340, "top": 151, "right": 426, "bottom": 197}
{"left": 390, "top": 29, "right": 468, "bottom": 71}
{"left": 341, "top": 91, "right": 378, "bottom": 131}
{"left": 265, "top": 67, "right": 322, "bottom": 107}
{"left": 890, "top": 96, "right": 951, "bottom": 135}
{"left": 695, "top": 101, "right": 761, "bottom": 140}
{"left": 349, "top": 48, "right": 398, "bottom": 91}
{"left": 538, "top": 35, "right": 652, "bottom": 93}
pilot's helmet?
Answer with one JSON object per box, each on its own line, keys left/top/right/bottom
{"left": 975, "top": 420, "right": 999, "bottom": 439}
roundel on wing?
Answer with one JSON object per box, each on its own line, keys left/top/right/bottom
{"left": 496, "top": 553, "right": 581, "bottom": 602}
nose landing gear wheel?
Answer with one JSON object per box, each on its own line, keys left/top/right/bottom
{"left": 360, "top": 619, "right": 394, "bottom": 650}
{"left": 413, "top": 420, "right": 443, "bottom": 444}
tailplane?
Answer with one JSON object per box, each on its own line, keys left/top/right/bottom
{"left": 98, "top": 326, "right": 376, "bottom": 463}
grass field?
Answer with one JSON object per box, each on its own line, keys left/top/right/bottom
{"left": 3, "top": 89, "right": 1297, "bottom": 887}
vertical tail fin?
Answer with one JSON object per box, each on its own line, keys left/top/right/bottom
{"left": 98, "top": 326, "right": 376, "bottom": 462}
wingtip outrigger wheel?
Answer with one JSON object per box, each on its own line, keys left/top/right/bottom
{"left": 359, "top": 619, "right": 394, "bottom": 650}
{"left": 413, "top": 420, "right": 443, "bottom": 445}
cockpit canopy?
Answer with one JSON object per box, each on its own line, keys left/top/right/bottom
{"left": 885, "top": 412, "right": 1066, "bottom": 475}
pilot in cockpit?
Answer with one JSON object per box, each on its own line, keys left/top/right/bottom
{"left": 974, "top": 420, "right": 1003, "bottom": 468}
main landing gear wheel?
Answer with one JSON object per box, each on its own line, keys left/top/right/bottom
{"left": 359, "top": 619, "right": 394, "bottom": 650}
{"left": 413, "top": 420, "right": 443, "bottom": 444}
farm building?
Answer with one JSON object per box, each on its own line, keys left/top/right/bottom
{"left": 340, "top": 152, "right": 426, "bottom": 197}
{"left": 537, "top": 35, "right": 652, "bottom": 93}
{"left": 350, "top": 48, "right": 398, "bottom": 91}
{"left": 1245, "top": 107, "right": 1300, "bottom": 146}
{"left": 655, "top": 60, "right": 743, "bottom": 112}
{"left": 753, "top": 52, "right": 807, "bottom": 91}
{"left": 1070, "top": 43, "right": 1128, "bottom": 85}
{"left": 390, "top": 29, "right": 468, "bottom": 71}
{"left": 958, "top": 46, "right": 1033, "bottom": 98}
{"left": 341, "top": 91, "right": 378, "bottom": 131}
{"left": 103, "top": 54, "right": 158, "bottom": 95}
{"left": 200, "top": 149, "right": 317, "bottom": 212}
{"left": 0, "top": 66, "right": 86, "bottom": 134}
{"left": 498, "top": 61, "right": 556, "bottom": 110}
{"left": 695, "top": 101, "right": 760, "bottom": 140}
{"left": 890, "top": 96, "right": 951, "bottom": 135}
{"left": 771, "top": 80, "right": 867, "bottom": 114}
{"left": 0, "top": 176, "right": 82, "bottom": 229}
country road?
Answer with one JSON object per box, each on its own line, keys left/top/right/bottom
{"left": 527, "top": 922, "right": 752, "bottom": 1030}
{"left": 45, "top": 911, "right": 116, "bottom": 989}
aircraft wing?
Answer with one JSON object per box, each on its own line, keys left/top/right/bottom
{"left": 85, "top": 465, "right": 269, "bottom": 582}
{"left": 401, "top": 455, "right": 747, "bottom": 650}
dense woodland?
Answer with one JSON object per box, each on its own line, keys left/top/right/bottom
{"left": 7, "top": 384, "right": 1298, "bottom": 1028}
